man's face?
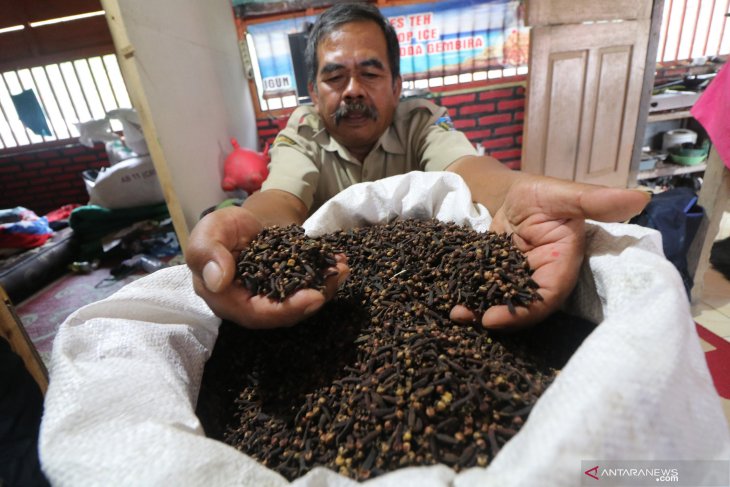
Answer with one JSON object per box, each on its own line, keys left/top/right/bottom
{"left": 309, "top": 20, "right": 402, "bottom": 158}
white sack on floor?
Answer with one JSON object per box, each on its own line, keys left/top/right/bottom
{"left": 40, "top": 171, "right": 730, "bottom": 486}
{"left": 85, "top": 155, "right": 166, "bottom": 209}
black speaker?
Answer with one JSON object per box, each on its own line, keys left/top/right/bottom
{"left": 288, "top": 30, "right": 311, "bottom": 104}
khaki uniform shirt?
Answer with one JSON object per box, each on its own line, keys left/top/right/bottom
{"left": 261, "top": 98, "right": 477, "bottom": 214}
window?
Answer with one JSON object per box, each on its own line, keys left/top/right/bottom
{"left": 657, "top": 0, "right": 730, "bottom": 63}
{"left": 237, "top": 0, "right": 529, "bottom": 114}
{"left": 0, "top": 54, "right": 131, "bottom": 151}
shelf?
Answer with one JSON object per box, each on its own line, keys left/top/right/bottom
{"left": 646, "top": 109, "right": 692, "bottom": 122}
{"left": 637, "top": 160, "right": 707, "bottom": 180}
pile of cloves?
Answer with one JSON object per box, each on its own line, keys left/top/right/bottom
{"left": 236, "top": 225, "right": 339, "bottom": 300}
{"left": 202, "top": 219, "right": 558, "bottom": 481}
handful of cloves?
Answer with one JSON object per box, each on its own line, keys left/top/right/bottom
{"left": 217, "top": 219, "right": 553, "bottom": 481}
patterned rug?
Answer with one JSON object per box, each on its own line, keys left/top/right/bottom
{"left": 16, "top": 265, "right": 142, "bottom": 365}
{"left": 697, "top": 322, "right": 730, "bottom": 423}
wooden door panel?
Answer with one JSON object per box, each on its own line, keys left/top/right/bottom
{"left": 523, "top": 16, "right": 650, "bottom": 187}
{"left": 586, "top": 47, "right": 632, "bottom": 178}
{"left": 543, "top": 52, "right": 586, "bottom": 180}
{"left": 527, "top": 0, "right": 652, "bottom": 26}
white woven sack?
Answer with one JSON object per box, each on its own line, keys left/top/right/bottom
{"left": 40, "top": 171, "right": 730, "bottom": 486}
{"left": 86, "top": 155, "right": 165, "bottom": 209}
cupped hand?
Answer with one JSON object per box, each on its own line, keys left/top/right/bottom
{"left": 451, "top": 175, "right": 651, "bottom": 329}
{"left": 185, "top": 206, "right": 349, "bottom": 329}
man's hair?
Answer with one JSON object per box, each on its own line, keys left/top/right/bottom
{"left": 305, "top": 2, "right": 400, "bottom": 89}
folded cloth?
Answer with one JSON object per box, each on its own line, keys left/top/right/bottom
{"left": 40, "top": 172, "right": 730, "bottom": 486}
{"left": 691, "top": 63, "right": 730, "bottom": 168}
{"left": 10, "top": 89, "right": 51, "bottom": 137}
{"left": 0, "top": 207, "right": 53, "bottom": 249}
{"left": 45, "top": 204, "right": 81, "bottom": 223}
{"left": 69, "top": 203, "right": 169, "bottom": 242}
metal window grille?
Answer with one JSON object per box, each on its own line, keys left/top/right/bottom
{"left": 250, "top": 47, "right": 529, "bottom": 113}
{"left": 401, "top": 66, "right": 529, "bottom": 93}
{"left": 250, "top": 1, "right": 730, "bottom": 113}
{"left": 0, "top": 54, "right": 132, "bottom": 151}
{"left": 658, "top": 0, "right": 730, "bottom": 62}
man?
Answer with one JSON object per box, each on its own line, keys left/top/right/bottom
{"left": 186, "top": 3, "right": 649, "bottom": 330}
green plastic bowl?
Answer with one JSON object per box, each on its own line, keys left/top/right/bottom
{"left": 668, "top": 145, "right": 709, "bottom": 166}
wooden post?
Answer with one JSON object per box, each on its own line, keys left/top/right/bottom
{"left": 689, "top": 146, "right": 730, "bottom": 303}
{"left": 101, "top": 0, "right": 192, "bottom": 251}
{"left": 100, "top": 0, "right": 258, "bottom": 255}
{"left": 0, "top": 287, "right": 48, "bottom": 395}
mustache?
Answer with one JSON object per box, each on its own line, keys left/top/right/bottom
{"left": 332, "top": 101, "right": 378, "bottom": 125}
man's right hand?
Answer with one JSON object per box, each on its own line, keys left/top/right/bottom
{"left": 185, "top": 205, "right": 349, "bottom": 329}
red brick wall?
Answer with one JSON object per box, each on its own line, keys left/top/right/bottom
{"left": 256, "top": 77, "right": 527, "bottom": 170}
{"left": 256, "top": 117, "right": 288, "bottom": 153}
{"left": 0, "top": 80, "right": 527, "bottom": 217}
{"left": 0, "top": 143, "right": 108, "bottom": 216}
{"left": 435, "top": 81, "right": 525, "bottom": 170}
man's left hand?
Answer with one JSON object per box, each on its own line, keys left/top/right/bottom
{"left": 450, "top": 174, "right": 651, "bottom": 329}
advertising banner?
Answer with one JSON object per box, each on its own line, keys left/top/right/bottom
{"left": 235, "top": 0, "right": 528, "bottom": 98}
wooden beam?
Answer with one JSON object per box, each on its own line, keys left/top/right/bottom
{"left": 101, "top": 0, "right": 191, "bottom": 251}
{"left": 0, "top": 286, "right": 48, "bottom": 395}
{"left": 628, "top": 0, "right": 666, "bottom": 187}
{"left": 0, "top": 0, "right": 113, "bottom": 71}
{"left": 689, "top": 147, "right": 730, "bottom": 302}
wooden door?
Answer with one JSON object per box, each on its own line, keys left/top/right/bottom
{"left": 522, "top": 0, "right": 654, "bottom": 187}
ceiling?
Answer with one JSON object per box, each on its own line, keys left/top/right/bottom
{"left": 0, "top": 0, "right": 114, "bottom": 72}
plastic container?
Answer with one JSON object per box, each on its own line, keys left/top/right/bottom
{"left": 662, "top": 129, "right": 697, "bottom": 150}
{"left": 668, "top": 144, "right": 710, "bottom": 166}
